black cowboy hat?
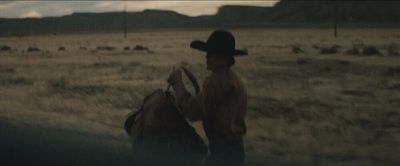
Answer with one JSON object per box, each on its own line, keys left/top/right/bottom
{"left": 190, "top": 30, "right": 248, "bottom": 56}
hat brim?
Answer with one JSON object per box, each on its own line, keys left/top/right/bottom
{"left": 190, "top": 40, "right": 248, "bottom": 56}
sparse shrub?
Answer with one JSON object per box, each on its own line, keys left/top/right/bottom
{"left": 120, "top": 67, "right": 130, "bottom": 73}
{"left": 133, "top": 45, "right": 154, "bottom": 53}
{"left": 0, "top": 76, "right": 33, "bottom": 85}
{"left": 389, "top": 50, "right": 400, "bottom": 56}
{"left": 319, "top": 45, "right": 340, "bottom": 54}
{"left": 180, "top": 61, "right": 189, "bottom": 66}
{"left": 0, "top": 67, "right": 14, "bottom": 73}
{"left": 93, "top": 62, "right": 121, "bottom": 68}
{"left": 0, "top": 45, "right": 12, "bottom": 52}
{"left": 312, "top": 44, "right": 322, "bottom": 49}
{"left": 248, "top": 96, "right": 295, "bottom": 119}
{"left": 58, "top": 46, "right": 66, "bottom": 51}
{"left": 311, "top": 80, "right": 323, "bottom": 85}
{"left": 322, "top": 67, "right": 332, "bottom": 72}
{"left": 14, "top": 77, "right": 30, "bottom": 85}
{"left": 121, "top": 62, "right": 142, "bottom": 72}
{"left": 79, "top": 46, "right": 87, "bottom": 50}
{"left": 70, "top": 85, "right": 106, "bottom": 94}
{"left": 352, "top": 39, "right": 364, "bottom": 47}
{"left": 345, "top": 47, "right": 360, "bottom": 55}
{"left": 385, "top": 110, "right": 399, "bottom": 117}
{"left": 341, "top": 90, "right": 372, "bottom": 97}
{"left": 388, "top": 83, "right": 400, "bottom": 90}
{"left": 352, "top": 118, "right": 374, "bottom": 129}
{"left": 334, "top": 60, "right": 350, "bottom": 65}
{"left": 96, "top": 46, "right": 116, "bottom": 51}
{"left": 48, "top": 79, "right": 69, "bottom": 92}
{"left": 48, "top": 78, "right": 106, "bottom": 95}
{"left": 362, "top": 46, "right": 382, "bottom": 56}
{"left": 294, "top": 98, "right": 331, "bottom": 121}
{"left": 128, "top": 61, "right": 142, "bottom": 67}
{"left": 292, "top": 46, "right": 304, "bottom": 54}
{"left": 385, "top": 66, "right": 400, "bottom": 76}
{"left": 27, "top": 47, "right": 40, "bottom": 52}
{"left": 124, "top": 46, "right": 130, "bottom": 51}
{"left": 388, "top": 44, "right": 399, "bottom": 56}
{"left": 0, "top": 77, "right": 8, "bottom": 85}
{"left": 297, "top": 58, "right": 311, "bottom": 65}
{"left": 133, "top": 45, "right": 148, "bottom": 51}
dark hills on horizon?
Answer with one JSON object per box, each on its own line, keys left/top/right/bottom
{"left": 0, "top": 0, "right": 399, "bottom": 36}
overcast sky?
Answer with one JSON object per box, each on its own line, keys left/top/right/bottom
{"left": 0, "top": 1, "right": 279, "bottom": 18}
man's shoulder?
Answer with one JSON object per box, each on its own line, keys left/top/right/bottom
{"left": 203, "top": 70, "right": 245, "bottom": 89}
{"left": 229, "top": 70, "right": 245, "bottom": 87}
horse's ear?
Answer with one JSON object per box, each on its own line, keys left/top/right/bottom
{"left": 141, "top": 89, "right": 164, "bottom": 106}
{"left": 141, "top": 94, "right": 151, "bottom": 105}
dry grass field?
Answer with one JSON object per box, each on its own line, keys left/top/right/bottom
{"left": 1, "top": 28, "right": 400, "bottom": 165}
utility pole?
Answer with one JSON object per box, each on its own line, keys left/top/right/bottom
{"left": 334, "top": 0, "right": 338, "bottom": 38}
{"left": 123, "top": 1, "right": 127, "bottom": 39}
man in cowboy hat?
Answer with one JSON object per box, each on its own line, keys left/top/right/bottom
{"left": 167, "top": 30, "right": 248, "bottom": 166}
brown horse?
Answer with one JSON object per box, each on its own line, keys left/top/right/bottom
{"left": 125, "top": 67, "right": 206, "bottom": 166}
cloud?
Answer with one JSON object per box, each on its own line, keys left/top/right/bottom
{"left": 0, "top": 1, "right": 70, "bottom": 18}
{"left": 20, "top": 10, "right": 42, "bottom": 18}
{"left": 95, "top": 1, "right": 122, "bottom": 9}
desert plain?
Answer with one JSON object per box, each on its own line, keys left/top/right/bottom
{"left": 1, "top": 28, "right": 399, "bottom": 165}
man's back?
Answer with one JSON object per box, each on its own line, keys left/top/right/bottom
{"left": 201, "top": 68, "right": 247, "bottom": 145}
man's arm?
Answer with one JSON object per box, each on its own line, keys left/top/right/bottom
{"left": 168, "top": 70, "right": 204, "bottom": 121}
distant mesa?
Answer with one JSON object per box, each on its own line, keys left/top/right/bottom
{"left": 27, "top": 47, "right": 40, "bottom": 52}
{"left": 0, "top": 45, "right": 12, "bottom": 52}
{"left": 96, "top": 46, "right": 116, "bottom": 51}
{"left": 0, "top": 1, "right": 400, "bottom": 36}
